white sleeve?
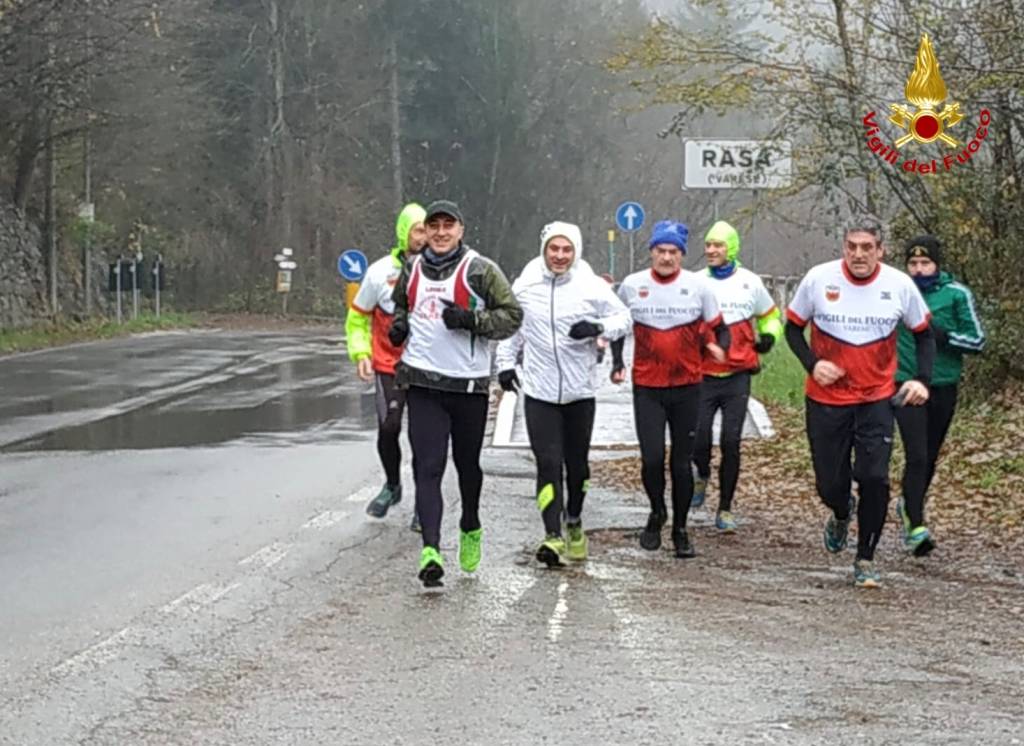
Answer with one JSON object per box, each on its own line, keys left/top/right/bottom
{"left": 590, "top": 277, "right": 631, "bottom": 341}
{"left": 494, "top": 329, "right": 524, "bottom": 372}
{"left": 752, "top": 276, "right": 776, "bottom": 316}
{"left": 786, "top": 272, "right": 815, "bottom": 325}
{"left": 351, "top": 267, "right": 379, "bottom": 313}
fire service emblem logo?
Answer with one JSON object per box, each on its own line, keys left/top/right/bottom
{"left": 861, "top": 34, "right": 990, "bottom": 175}
{"left": 889, "top": 34, "right": 962, "bottom": 148}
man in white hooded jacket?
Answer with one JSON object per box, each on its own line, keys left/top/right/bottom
{"left": 495, "top": 222, "right": 631, "bottom": 567}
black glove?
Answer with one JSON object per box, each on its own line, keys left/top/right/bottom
{"left": 568, "top": 320, "right": 603, "bottom": 340}
{"left": 441, "top": 300, "right": 476, "bottom": 331}
{"left": 388, "top": 319, "right": 409, "bottom": 347}
{"left": 498, "top": 369, "right": 520, "bottom": 392}
{"left": 753, "top": 335, "right": 775, "bottom": 354}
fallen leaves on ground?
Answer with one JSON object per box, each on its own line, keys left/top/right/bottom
{"left": 591, "top": 387, "right": 1024, "bottom": 568}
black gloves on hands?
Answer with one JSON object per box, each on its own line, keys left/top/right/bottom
{"left": 753, "top": 335, "right": 775, "bottom": 354}
{"left": 441, "top": 300, "right": 476, "bottom": 331}
{"left": 388, "top": 319, "right": 409, "bottom": 347}
{"left": 568, "top": 320, "right": 603, "bottom": 340}
{"left": 498, "top": 369, "right": 520, "bottom": 392}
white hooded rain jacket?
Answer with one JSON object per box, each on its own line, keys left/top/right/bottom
{"left": 495, "top": 221, "right": 630, "bottom": 405}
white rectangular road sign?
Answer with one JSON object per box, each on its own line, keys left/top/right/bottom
{"left": 683, "top": 138, "right": 792, "bottom": 189}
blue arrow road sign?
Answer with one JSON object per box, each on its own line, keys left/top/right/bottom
{"left": 615, "top": 201, "right": 645, "bottom": 233}
{"left": 338, "top": 249, "right": 368, "bottom": 281}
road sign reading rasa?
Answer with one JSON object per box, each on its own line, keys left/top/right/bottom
{"left": 615, "top": 201, "right": 645, "bottom": 233}
{"left": 683, "top": 139, "right": 793, "bottom": 189}
{"left": 338, "top": 249, "right": 368, "bottom": 281}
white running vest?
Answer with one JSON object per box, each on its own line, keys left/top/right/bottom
{"left": 401, "top": 250, "right": 491, "bottom": 380}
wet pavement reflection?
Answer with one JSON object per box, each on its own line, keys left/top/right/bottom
{"left": 0, "top": 330, "right": 377, "bottom": 452}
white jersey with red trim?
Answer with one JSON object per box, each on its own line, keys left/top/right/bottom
{"left": 786, "top": 259, "right": 931, "bottom": 405}
{"left": 351, "top": 253, "right": 405, "bottom": 374}
{"left": 702, "top": 266, "right": 776, "bottom": 376}
{"left": 401, "top": 249, "right": 491, "bottom": 380}
{"left": 617, "top": 268, "right": 722, "bottom": 387}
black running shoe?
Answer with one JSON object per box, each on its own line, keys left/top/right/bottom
{"left": 639, "top": 510, "right": 667, "bottom": 551}
{"left": 366, "top": 483, "right": 402, "bottom": 518}
{"left": 672, "top": 528, "right": 696, "bottom": 559}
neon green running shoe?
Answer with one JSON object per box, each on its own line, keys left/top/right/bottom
{"left": 418, "top": 546, "right": 444, "bottom": 587}
{"left": 536, "top": 535, "right": 566, "bottom": 568}
{"left": 459, "top": 528, "right": 483, "bottom": 573}
{"left": 896, "top": 498, "right": 911, "bottom": 542}
{"left": 566, "top": 522, "right": 588, "bottom": 561}
{"left": 905, "top": 525, "right": 936, "bottom": 557}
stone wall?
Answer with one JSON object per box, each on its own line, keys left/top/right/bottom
{"left": 0, "top": 202, "right": 46, "bottom": 329}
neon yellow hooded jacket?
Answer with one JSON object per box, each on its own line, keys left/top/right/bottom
{"left": 345, "top": 203, "right": 426, "bottom": 371}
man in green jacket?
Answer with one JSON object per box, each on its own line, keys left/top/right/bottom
{"left": 895, "top": 235, "right": 986, "bottom": 555}
{"left": 345, "top": 203, "right": 427, "bottom": 526}
{"left": 390, "top": 200, "right": 523, "bottom": 587}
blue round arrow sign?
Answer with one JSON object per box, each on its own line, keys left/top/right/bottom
{"left": 338, "top": 249, "right": 368, "bottom": 281}
{"left": 615, "top": 201, "right": 645, "bottom": 233}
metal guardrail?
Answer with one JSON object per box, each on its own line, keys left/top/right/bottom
{"left": 758, "top": 274, "right": 801, "bottom": 311}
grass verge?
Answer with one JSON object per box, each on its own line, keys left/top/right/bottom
{"left": 0, "top": 312, "right": 197, "bottom": 355}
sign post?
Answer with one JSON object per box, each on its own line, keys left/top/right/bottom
{"left": 274, "top": 247, "right": 298, "bottom": 315}
{"left": 153, "top": 254, "right": 163, "bottom": 318}
{"left": 615, "top": 201, "right": 645, "bottom": 274}
{"left": 607, "top": 229, "right": 616, "bottom": 278}
{"left": 115, "top": 256, "right": 123, "bottom": 324}
{"left": 78, "top": 201, "right": 95, "bottom": 315}
{"left": 338, "top": 248, "right": 368, "bottom": 311}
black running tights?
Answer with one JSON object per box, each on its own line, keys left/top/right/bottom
{"left": 406, "top": 386, "right": 488, "bottom": 549}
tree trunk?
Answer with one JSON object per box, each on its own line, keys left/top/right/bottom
{"left": 831, "top": 0, "right": 876, "bottom": 216}
{"left": 266, "top": 0, "right": 293, "bottom": 245}
{"left": 12, "top": 116, "right": 41, "bottom": 210}
{"left": 388, "top": 33, "right": 403, "bottom": 213}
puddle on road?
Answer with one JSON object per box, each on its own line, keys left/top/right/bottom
{"left": 4, "top": 357, "right": 378, "bottom": 452}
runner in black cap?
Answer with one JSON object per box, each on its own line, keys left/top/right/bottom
{"left": 390, "top": 200, "right": 523, "bottom": 587}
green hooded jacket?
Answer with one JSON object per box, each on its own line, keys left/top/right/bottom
{"left": 345, "top": 202, "right": 426, "bottom": 363}
{"left": 896, "top": 271, "right": 985, "bottom": 386}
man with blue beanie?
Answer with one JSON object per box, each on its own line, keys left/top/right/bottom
{"left": 611, "top": 220, "right": 730, "bottom": 558}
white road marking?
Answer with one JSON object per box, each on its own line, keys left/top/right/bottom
{"left": 50, "top": 627, "right": 136, "bottom": 678}
{"left": 301, "top": 510, "right": 351, "bottom": 530}
{"left": 546, "top": 579, "right": 569, "bottom": 644}
{"left": 161, "top": 582, "right": 241, "bottom": 613}
{"left": 238, "top": 542, "right": 290, "bottom": 569}
{"left": 347, "top": 485, "right": 380, "bottom": 504}
{"left": 478, "top": 566, "right": 537, "bottom": 625}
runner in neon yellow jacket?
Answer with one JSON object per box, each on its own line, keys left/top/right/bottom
{"left": 345, "top": 203, "right": 427, "bottom": 524}
{"left": 692, "top": 220, "right": 782, "bottom": 532}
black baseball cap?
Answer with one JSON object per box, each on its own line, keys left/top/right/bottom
{"left": 424, "top": 200, "right": 464, "bottom": 224}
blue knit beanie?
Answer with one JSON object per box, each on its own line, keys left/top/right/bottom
{"left": 648, "top": 220, "right": 689, "bottom": 253}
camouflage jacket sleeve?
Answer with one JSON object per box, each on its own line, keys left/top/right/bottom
{"left": 466, "top": 256, "right": 524, "bottom": 341}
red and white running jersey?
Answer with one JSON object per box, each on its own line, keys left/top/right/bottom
{"left": 351, "top": 254, "right": 405, "bottom": 374}
{"left": 702, "top": 266, "right": 777, "bottom": 376}
{"left": 617, "top": 268, "right": 722, "bottom": 387}
{"left": 787, "top": 259, "right": 931, "bottom": 405}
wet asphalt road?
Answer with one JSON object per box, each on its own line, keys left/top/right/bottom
{"left": 1, "top": 328, "right": 1022, "bottom": 745}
